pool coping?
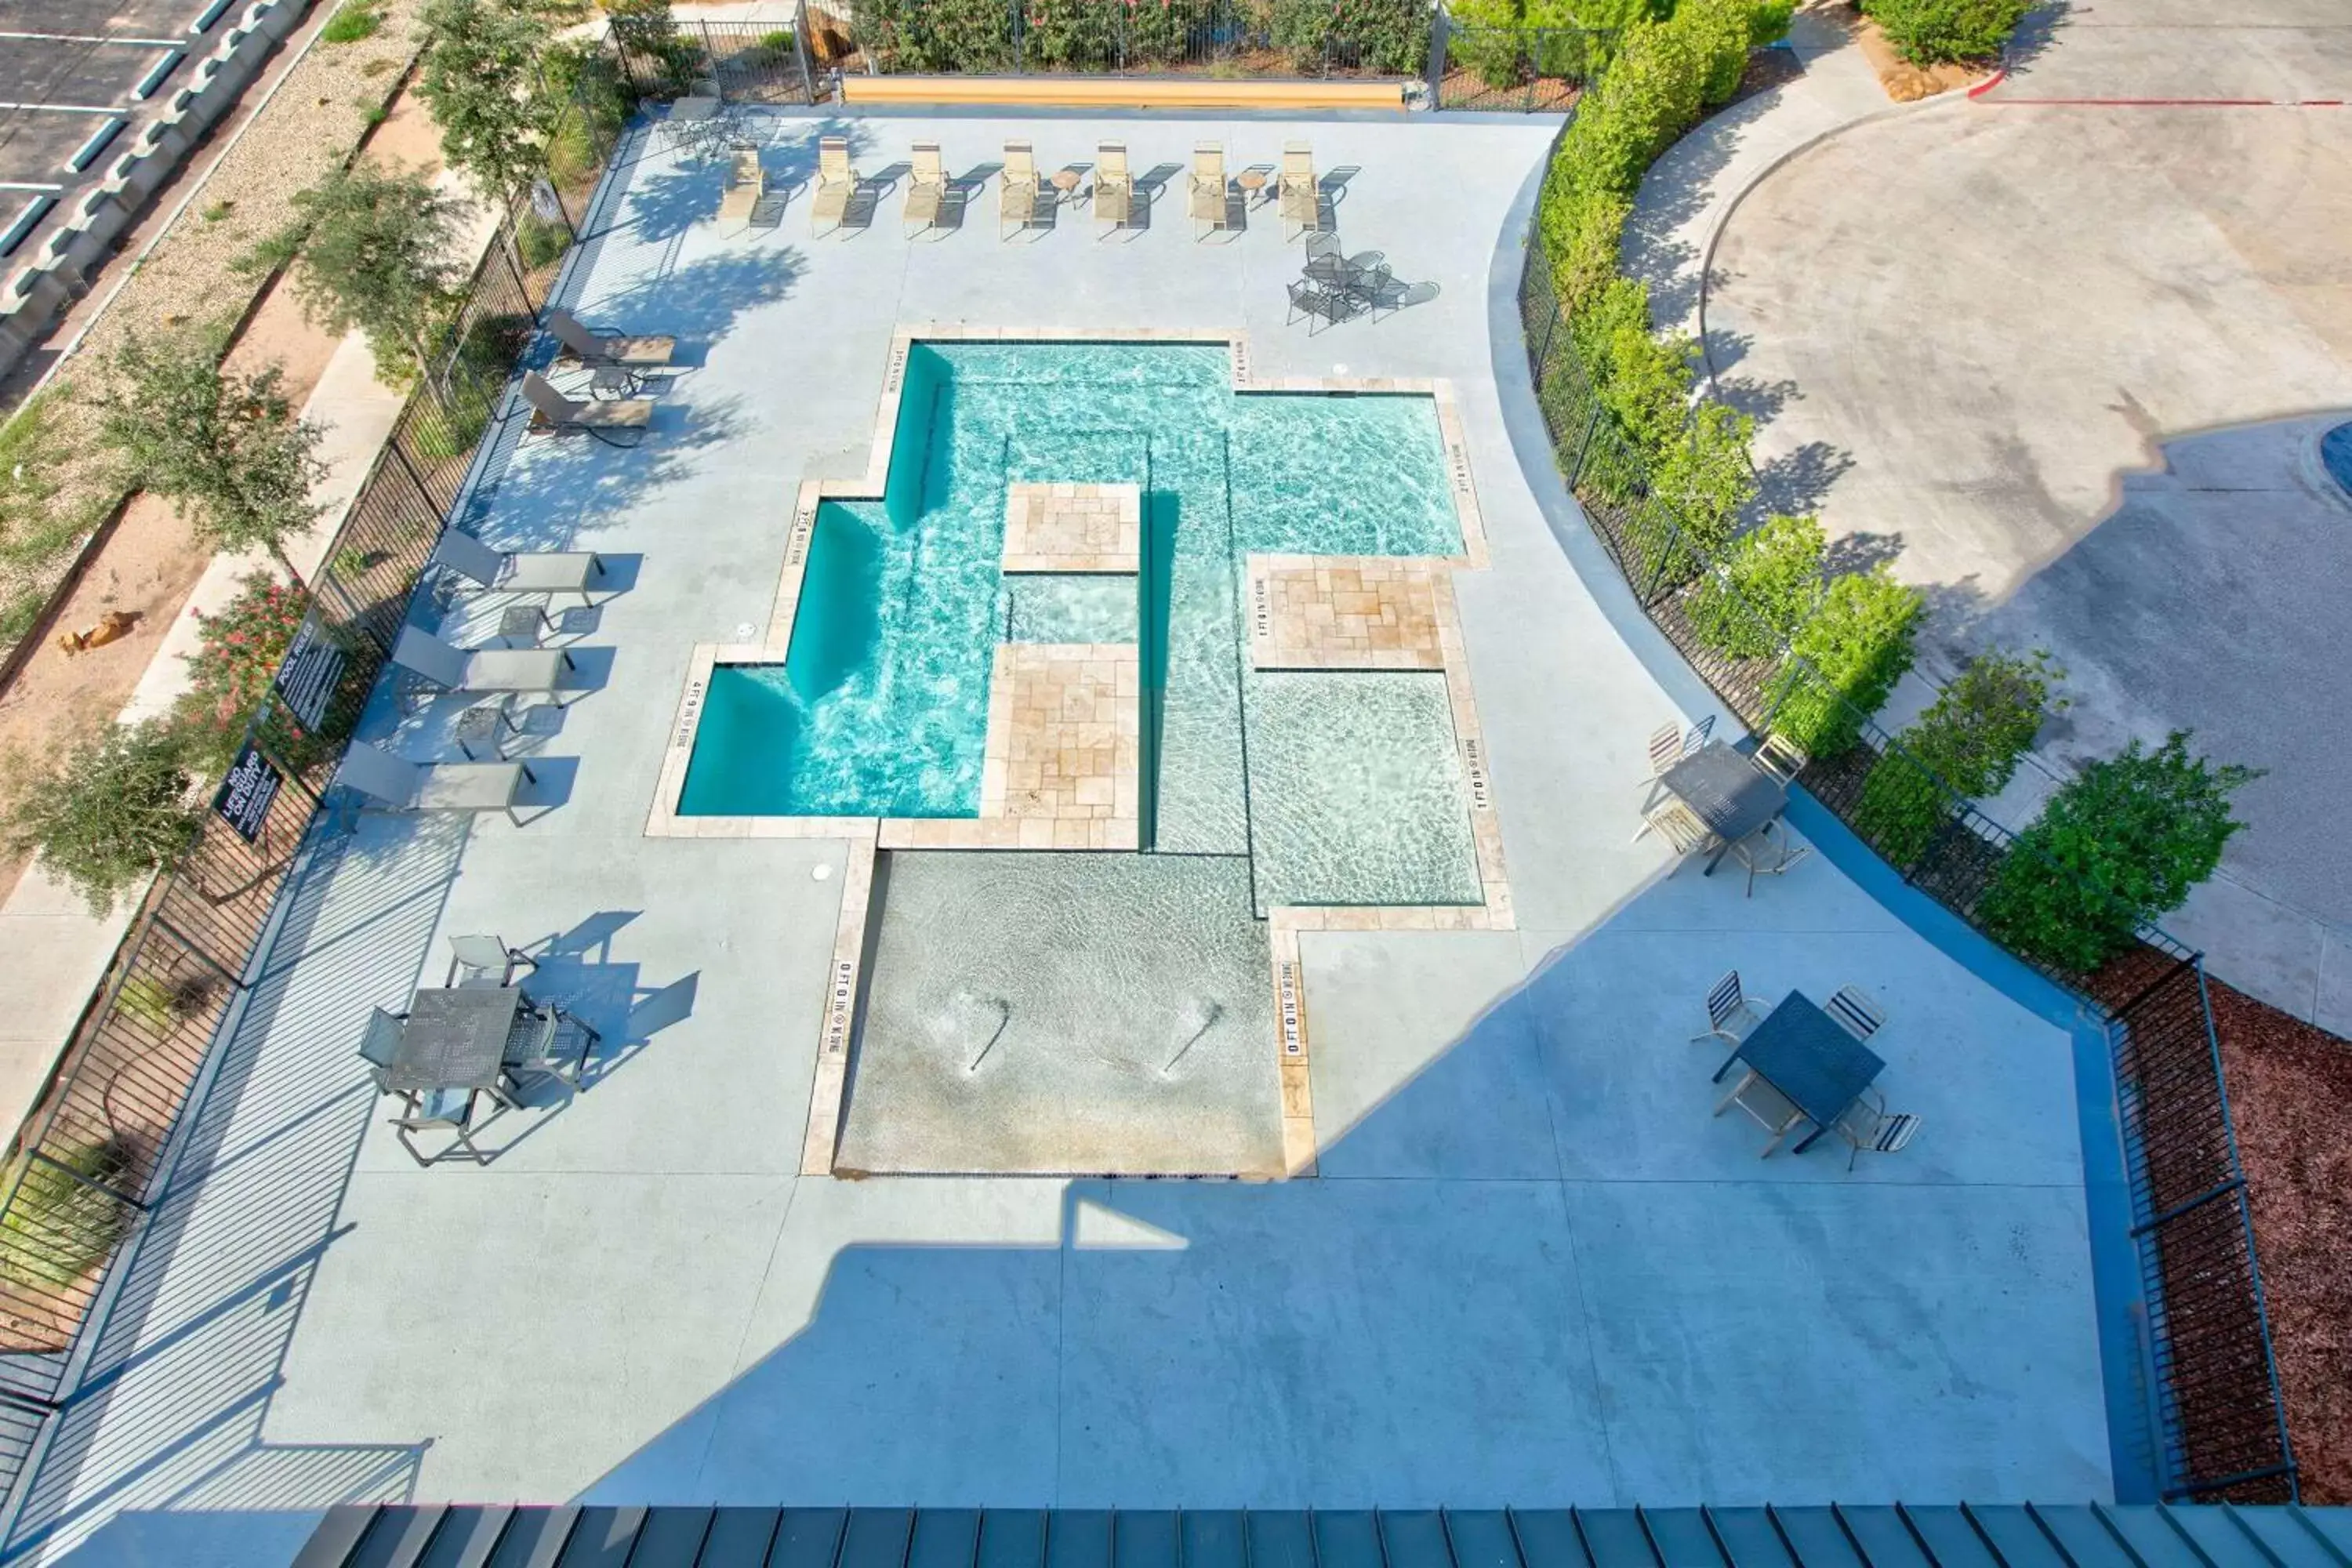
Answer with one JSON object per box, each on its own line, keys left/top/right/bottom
{"left": 634, "top": 325, "right": 1509, "bottom": 1179}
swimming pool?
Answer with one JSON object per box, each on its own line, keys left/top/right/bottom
{"left": 678, "top": 339, "right": 1482, "bottom": 905}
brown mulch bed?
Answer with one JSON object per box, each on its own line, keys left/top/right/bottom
{"left": 2205, "top": 973, "right": 2352, "bottom": 1502}
{"left": 1727, "top": 44, "right": 1806, "bottom": 107}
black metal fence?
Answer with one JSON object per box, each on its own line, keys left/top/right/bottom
{"left": 1436, "top": 14, "right": 1611, "bottom": 111}
{"left": 611, "top": 13, "right": 824, "bottom": 103}
{"left": 0, "top": 100, "right": 623, "bottom": 1507}
{"left": 1517, "top": 231, "right": 2296, "bottom": 1503}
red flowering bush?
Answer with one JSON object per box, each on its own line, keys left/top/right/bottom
{"left": 174, "top": 574, "right": 308, "bottom": 771}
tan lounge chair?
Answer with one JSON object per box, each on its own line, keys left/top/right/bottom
{"left": 1189, "top": 142, "right": 1232, "bottom": 241}
{"left": 717, "top": 145, "right": 766, "bottom": 227}
{"left": 811, "top": 135, "right": 857, "bottom": 236}
{"left": 337, "top": 742, "right": 537, "bottom": 826}
{"left": 392, "top": 626, "right": 581, "bottom": 702}
{"left": 905, "top": 140, "right": 948, "bottom": 237}
{"left": 521, "top": 371, "right": 651, "bottom": 446}
{"left": 545, "top": 307, "right": 673, "bottom": 372}
{"left": 1094, "top": 141, "right": 1133, "bottom": 238}
{"left": 1000, "top": 140, "right": 1040, "bottom": 240}
{"left": 1279, "top": 140, "right": 1321, "bottom": 240}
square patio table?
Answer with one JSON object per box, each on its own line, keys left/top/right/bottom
{"left": 1713, "top": 989, "right": 1885, "bottom": 1152}
{"left": 386, "top": 985, "right": 528, "bottom": 1096}
{"left": 1661, "top": 741, "right": 1788, "bottom": 874}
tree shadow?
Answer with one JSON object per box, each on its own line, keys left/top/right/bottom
{"left": 1752, "top": 438, "right": 1856, "bottom": 517}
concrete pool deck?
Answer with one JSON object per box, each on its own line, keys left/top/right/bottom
{"left": 2, "top": 112, "right": 2114, "bottom": 1566}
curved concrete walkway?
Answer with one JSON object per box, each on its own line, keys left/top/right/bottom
{"left": 1644, "top": 0, "right": 2352, "bottom": 1029}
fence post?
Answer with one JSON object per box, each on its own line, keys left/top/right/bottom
{"left": 699, "top": 20, "right": 719, "bottom": 95}
{"left": 1427, "top": 5, "right": 1449, "bottom": 105}
{"left": 27, "top": 1148, "right": 144, "bottom": 1214}
{"left": 1564, "top": 399, "right": 1601, "bottom": 490}
{"left": 1531, "top": 297, "right": 1560, "bottom": 391}
{"left": 792, "top": 0, "right": 818, "bottom": 101}
{"left": 151, "top": 915, "right": 246, "bottom": 988}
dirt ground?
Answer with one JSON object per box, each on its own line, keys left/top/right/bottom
{"left": 0, "top": 82, "right": 449, "bottom": 900}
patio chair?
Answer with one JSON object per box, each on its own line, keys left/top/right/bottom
{"left": 1189, "top": 143, "right": 1232, "bottom": 241}
{"left": 448, "top": 934, "right": 537, "bottom": 988}
{"left": 392, "top": 626, "right": 579, "bottom": 702}
{"left": 1635, "top": 799, "right": 1719, "bottom": 858}
{"left": 1831, "top": 1091, "right": 1922, "bottom": 1171}
{"left": 503, "top": 1003, "right": 601, "bottom": 1087}
{"left": 335, "top": 742, "right": 537, "bottom": 825}
{"left": 1646, "top": 721, "right": 1685, "bottom": 780}
{"left": 358, "top": 1006, "right": 408, "bottom": 1095}
{"left": 1279, "top": 140, "right": 1320, "bottom": 240}
{"left": 1755, "top": 731, "right": 1808, "bottom": 786}
{"left": 520, "top": 372, "right": 652, "bottom": 447}
{"left": 905, "top": 140, "right": 948, "bottom": 237}
{"left": 1000, "top": 140, "right": 1040, "bottom": 240}
{"left": 428, "top": 528, "right": 609, "bottom": 608}
{"left": 545, "top": 307, "right": 675, "bottom": 373}
{"left": 1715, "top": 1067, "right": 1806, "bottom": 1156}
{"left": 1826, "top": 984, "right": 1887, "bottom": 1043}
{"left": 1730, "top": 818, "right": 1813, "bottom": 897}
{"left": 1286, "top": 278, "right": 1353, "bottom": 336}
{"left": 811, "top": 135, "right": 857, "bottom": 237}
{"left": 717, "top": 145, "right": 767, "bottom": 227}
{"left": 390, "top": 1086, "right": 491, "bottom": 1167}
{"left": 1094, "top": 142, "right": 1134, "bottom": 237}
{"left": 1691, "top": 969, "right": 1764, "bottom": 1049}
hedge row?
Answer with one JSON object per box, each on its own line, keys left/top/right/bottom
{"left": 851, "top": 0, "right": 1431, "bottom": 75}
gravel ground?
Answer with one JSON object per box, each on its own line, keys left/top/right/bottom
{"left": 0, "top": 0, "right": 432, "bottom": 652}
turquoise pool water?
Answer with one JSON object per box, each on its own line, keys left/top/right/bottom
{"left": 679, "top": 341, "right": 1479, "bottom": 901}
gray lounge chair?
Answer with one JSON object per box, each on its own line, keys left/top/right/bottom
{"left": 336, "top": 742, "right": 538, "bottom": 823}
{"left": 521, "top": 371, "right": 652, "bottom": 446}
{"left": 545, "top": 307, "right": 674, "bottom": 371}
{"left": 428, "top": 528, "right": 609, "bottom": 606}
{"left": 392, "top": 626, "right": 579, "bottom": 701}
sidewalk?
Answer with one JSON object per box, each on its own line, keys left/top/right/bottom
{"left": 0, "top": 171, "right": 504, "bottom": 1147}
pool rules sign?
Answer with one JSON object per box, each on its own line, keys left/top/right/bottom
{"left": 212, "top": 742, "right": 284, "bottom": 844}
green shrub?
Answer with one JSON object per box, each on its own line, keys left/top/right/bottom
{"left": 4, "top": 720, "right": 204, "bottom": 913}
{"left": 1765, "top": 569, "right": 1923, "bottom": 757}
{"left": 1980, "top": 732, "right": 2258, "bottom": 973}
{"left": 1748, "top": 0, "right": 1796, "bottom": 45}
{"left": 1852, "top": 647, "right": 2058, "bottom": 866}
{"left": 1677, "top": 0, "right": 1757, "bottom": 105}
{"left": 1646, "top": 399, "right": 1755, "bottom": 561}
{"left": 1864, "top": 0, "right": 2029, "bottom": 64}
{"left": 1446, "top": 0, "right": 1528, "bottom": 86}
{"left": 1023, "top": 0, "right": 1118, "bottom": 68}
{"left": 117, "top": 969, "right": 220, "bottom": 1036}
{"left": 516, "top": 211, "right": 571, "bottom": 270}
{"left": 171, "top": 573, "right": 308, "bottom": 773}
{"left": 1, "top": 1140, "right": 136, "bottom": 1290}
{"left": 1688, "top": 512, "right": 1823, "bottom": 658}
{"left": 756, "top": 27, "right": 796, "bottom": 61}
{"left": 1317, "top": 0, "right": 1432, "bottom": 73}
{"left": 320, "top": 0, "right": 383, "bottom": 43}
{"left": 854, "top": 0, "right": 1012, "bottom": 71}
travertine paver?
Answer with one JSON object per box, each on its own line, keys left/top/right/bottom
{"left": 1247, "top": 554, "right": 1447, "bottom": 670}
{"left": 1003, "top": 483, "right": 1142, "bottom": 574}
{"left": 978, "top": 643, "right": 1142, "bottom": 851}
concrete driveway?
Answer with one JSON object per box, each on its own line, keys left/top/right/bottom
{"left": 1702, "top": 0, "right": 2352, "bottom": 1025}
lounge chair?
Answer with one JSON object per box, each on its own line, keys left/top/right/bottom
{"left": 428, "top": 528, "right": 608, "bottom": 607}
{"left": 906, "top": 140, "right": 948, "bottom": 237}
{"left": 336, "top": 742, "right": 537, "bottom": 824}
{"left": 1094, "top": 141, "right": 1134, "bottom": 238}
{"left": 1000, "top": 140, "right": 1040, "bottom": 240}
{"left": 717, "top": 145, "right": 766, "bottom": 227}
{"left": 391, "top": 626, "right": 579, "bottom": 702}
{"left": 545, "top": 307, "right": 675, "bottom": 372}
{"left": 520, "top": 372, "right": 651, "bottom": 447}
{"left": 811, "top": 135, "right": 857, "bottom": 237}
{"left": 1279, "top": 140, "right": 1321, "bottom": 240}
{"left": 1189, "top": 142, "right": 1232, "bottom": 241}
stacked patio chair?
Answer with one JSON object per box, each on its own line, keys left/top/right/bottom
{"left": 1189, "top": 143, "right": 1233, "bottom": 241}
{"left": 1279, "top": 141, "right": 1320, "bottom": 240}
{"left": 521, "top": 371, "right": 652, "bottom": 446}
{"left": 905, "top": 141, "right": 949, "bottom": 238}
{"left": 1000, "top": 140, "right": 1041, "bottom": 239}
{"left": 1095, "top": 142, "right": 1134, "bottom": 238}
{"left": 811, "top": 136, "right": 858, "bottom": 237}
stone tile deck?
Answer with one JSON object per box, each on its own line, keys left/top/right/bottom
{"left": 1247, "top": 554, "right": 1448, "bottom": 671}
{"left": 977, "top": 643, "right": 1142, "bottom": 851}
{"left": 1003, "top": 483, "right": 1142, "bottom": 574}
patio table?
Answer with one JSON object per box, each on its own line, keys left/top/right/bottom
{"left": 1713, "top": 989, "right": 1884, "bottom": 1152}
{"left": 387, "top": 985, "right": 532, "bottom": 1098}
{"left": 1660, "top": 741, "right": 1787, "bottom": 874}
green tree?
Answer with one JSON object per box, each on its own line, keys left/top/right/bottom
{"left": 1647, "top": 398, "right": 1755, "bottom": 561}
{"left": 1981, "top": 732, "right": 2259, "bottom": 973}
{"left": 95, "top": 330, "right": 325, "bottom": 583}
{"left": 250, "top": 165, "right": 466, "bottom": 388}
{"left": 1852, "top": 647, "right": 2060, "bottom": 866}
{"left": 1766, "top": 568, "right": 1923, "bottom": 757}
{"left": 416, "top": 0, "right": 557, "bottom": 201}
{"left": 5, "top": 721, "right": 205, "bottom": 913}
{"left": 1864, "top": 0, "right": 2030, "bottom": 65}
{"left": 1688, "top": 512, "right": 1824, "bottom": 659}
